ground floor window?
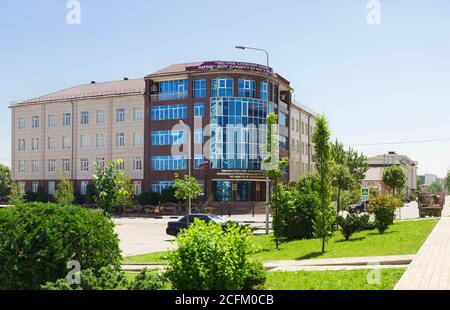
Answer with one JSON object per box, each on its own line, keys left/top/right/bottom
{"left": 215, "top": 181, "right": 232, "bottom": 202}
{"left": 32, "top": 181, "right": 39, "bottom": 193}
{"left": 48, "top": 181, "right": 55, "bottom": 195}
{"left": 236, "top": 181, "right": 252, "bottom": 202}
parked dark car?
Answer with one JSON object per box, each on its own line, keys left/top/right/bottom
{"left": 347, "top": 199, "right": 369, "bottom": 214}
{"left": 166, "top": 214, "right": 239, "bottom": 236}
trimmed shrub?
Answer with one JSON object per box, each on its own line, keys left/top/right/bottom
{"left": 272, "top": 175, "right": 319, "bottom": 242}
{"left": 128, "top": 269, "right": 167, "bottom": 290}
{"left": 42, "top": 265, "right": 127, "bottom": 290}
{"left": 0, "top": 203, "right": 121, "bottom": 289}
{"left": 42, "top": 267, "right": 166, "bottom": 290}
{"left": 139, "top": 191, "right": 160, "bottom": 206}
{"left": 25, "top": 187, "right": 46, "bottom": 202}
{"left": 166, "top": 219, "right": 263, "bottom": 290}
{"left": 367, "top": 195, "right": 402, "bottom": 234}
{"left": 160, "top": 187, "right": 179, "bottom": 203}
{"left": 242, "top": 261, "right": 266, "bottom": 290}
{"left": 336, "top": 213, "right": 370, "bottom": 241}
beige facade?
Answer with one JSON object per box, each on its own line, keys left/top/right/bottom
{"left": 288, "top": 102, "right": 316, "bottom": 182}
{"left": 10, "top": 79, "right": 145, "bottom": 195}
{"left": 362, "top": 152, "right": 418, "bottom": 194}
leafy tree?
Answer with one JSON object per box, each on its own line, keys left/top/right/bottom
{"left": 93, "top": 159, "right": 133, "bottom": 216}
{"left": 8, "top": 182, "right": 24, "bottom": 205}
{"left": 346, "top": 148, "right": 368, "bottom": 183}
{"left": 382, "top": 165, "right": 406, "bottom": 195}
{"left": 367, "top": 195, "right": 402, "bottom": 234}
{"left": 0, "top": 164, "right": 12, "bottom": 201}
{"left": 417, "top": 176, "right": 424, "bottom": 189}
{"left": 445, "top": 171, "right": 450, "bottom": 192}
{"left": 312, "top": 115, "right": 335, "bottom": 253}
{"left": 332, "top": 164, "right": 355, "bottom": 215}
{"left": 331, "top": 139, "right": 346, "bottom": 165}
{"left": 174, "top": 173, "right": 202, "bottom": 207}
{"left": 54, "top": 173, "right": 74, "bottom": 206}
{"left": 138, "top": 191, "right": 160, "bottom": 206}
{"left": 428, "top": 181, "right": 443, "bottom": 193}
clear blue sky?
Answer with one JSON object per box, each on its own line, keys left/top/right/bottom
{"left": 1, "top": 0, "right": 450, "bottom": 177}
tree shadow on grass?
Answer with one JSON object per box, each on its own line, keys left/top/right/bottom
{"left": 296, "top": 251, "right": 324, "bottom": 260}
{"left": 367, "top": 230, "right": 396, "bottom": 236}
{"left": 335, "top": 237, "right": 366, "bottom": 243}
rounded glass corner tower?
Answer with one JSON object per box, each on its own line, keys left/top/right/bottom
{"left": 145, "top": 61, "right": 292, "bottom": 204}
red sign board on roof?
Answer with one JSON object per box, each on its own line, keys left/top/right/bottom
{"left": 186, "top": 61, "right": 274, "bottom": 75}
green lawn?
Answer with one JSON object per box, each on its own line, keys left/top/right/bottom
{"left": 253, "top": 219, "right": 437, "bottom": 261}
{"left": 125, "top": 269, "right": 405, "bottom": 290}
{"left": 123, "top": 219, "right": 437, "bottom": 263}
{"left": 265, "top": 268, "right": 406, "bottom": 290}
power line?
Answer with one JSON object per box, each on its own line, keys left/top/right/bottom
{"left": 345, "top": 138, "right": 450, "bottom": 147}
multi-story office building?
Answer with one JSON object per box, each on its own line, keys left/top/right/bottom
{"left": 10, "top": 79, "right": 145, "bottom": 196}
{"left": 144, "top": 61, "right": 315, "bottom": 203}
{"left": 10, "top": 60, "right": 316, "bottom": 205}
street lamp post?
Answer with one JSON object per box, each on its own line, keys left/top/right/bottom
{"left": 235, "top": 45, "right": 271, "bottom": 235}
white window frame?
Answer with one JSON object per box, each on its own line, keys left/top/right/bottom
{"left": 48, "top": 181, "right": 55, "bottom": 195}
{"left": 80, "top": 181, "right": 88, "bottom": 195}
{"left": 133, "top": 133, "right": 142, "bottom": 147}
{"left": 96, "top": 110, "right": 105, "bottom": 124}
{"left": 81, "top": 111, "right": 89, "bottom": 125}
{"left": 48, "top": 137, "right": 56, "bottom": 150}
{"left": 32, "top": 116, "right": 40, "bottom": 128}
{"left": 18, "top": 160, "right": 25, "bottom": 173}
{"left": 62, "top": 136, "right": 71, "bottom": 150}
{"left": 47, "top": 160, "right": 56, "bottom": 173}
{"left": 80, "top": 159, "right": 89, "bottom": 172}
{"left": 18, "top": 117, "right": 25, "bottom": 129}
{"left": 133, "top": 181, "right": 142, "bottom": 196}
{"left": 18, "top": 138, "right": 26, "bottom": 151}
{"left": 32, "top": 181, "right": 39, "bottom": 193}
{"left": 96, "top": 157, "right": 105, "bottom": 168}
{"left": 63, "top": 113, "right": 71, "bottom": 126}
{"left": 116, "top": 108, "right": 125, "bottom": 122}
{"left": 32, "top": 160, "right": 39, "bottom": 173}
{"left": 133, "top": 107, "right": 142, "bottom": 121}
{"left": 96, "top": 134, "right": 105, "bottom": 148}
{"left": 80, "top": 135, "right": 89, "bottom": 148}
{"left": 32, "top": 137, "right": 39, "bottom": 151}
{"left": 132, "top": 156, "right": 143, "bottom": 171}
{"left": 62, "top": 159, "right": 71, "bottom": 172}
{"left": 48, "top": 114, "right": 56, "bottom": 127}
{"left": 116, "top": 133, "right": 125, "bottom": 147}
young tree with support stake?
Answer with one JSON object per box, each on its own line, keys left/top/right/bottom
{"left": 312, "top": 115, "right": 335, "bottom": 254}
{"left": 93, "top": 159, "right": 134, "bottom": 217}
{"left": 174, "top": 173, "right": 202, "bottom": 227}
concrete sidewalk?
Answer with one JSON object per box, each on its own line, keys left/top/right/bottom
{"left": 394, "top": 197, "right": 450, "bottom": 290}
{"left": 122, "top": 254, "right": 414, "bottom": 272}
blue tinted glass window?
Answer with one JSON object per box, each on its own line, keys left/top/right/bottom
{"left": 151, "top": 104, "right": 188, "bottom": 121}
{"left": 194, "top": 103, "right": 204, "bottom": 117}
{"left": 212, "top": 78, "right": 233, "bottom": 97}
{"left": 193, "top": 79, "right": 206, "bottom": 98}
{"left": 260, "top": 82, "right": 268, "bottom": 101}
{"left": 238, "top": 78, "right": 255, "bottom": 98}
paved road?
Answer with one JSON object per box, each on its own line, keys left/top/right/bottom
{"left": 395, "top": 196, "right": 450, "bottom": 290}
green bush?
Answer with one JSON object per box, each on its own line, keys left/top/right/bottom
{"left": 160, "top": 187, "right": 179, "bottom": 203}
{"left": 139, "top": 191, "right": 160, "bottom": 206}
{"left": 25, "top": 187, "right": 46, "bottom": 202}
{"left": 128, "top": 269, "right": 167, "bottom": 290}
{"left": 42, "top": 265, "right": 127, "bottom": 290}
{"left": 42, "top": 266, "right": 166, "bottom": 290}
{"left": 166, "top": 219, "right": 263, "bottom": 290}
{"left": 271, "top": 175, "right": 319, "bottom": 242}
{"left": 0, "top": 203, "right": 121, "bottom": 289}
{"left": 242, "top": 261, "right": 266, "bottom": 290}
{"left": 336, "top": 213, "right": 370, "bottom": 241}
{"left": 368, "top": 195, "right": 402, "bottom": 234}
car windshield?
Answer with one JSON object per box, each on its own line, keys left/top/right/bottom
{"left": 209, "top": 215, "right": 226, "bottom": 224}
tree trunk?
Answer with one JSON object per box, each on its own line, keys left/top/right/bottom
{"left": 322, "top": 237, "right": 325, "bottom": 253}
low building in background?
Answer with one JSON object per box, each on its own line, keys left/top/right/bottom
{"left": 362, "top": 152, "right": 418, "bottom": 194}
